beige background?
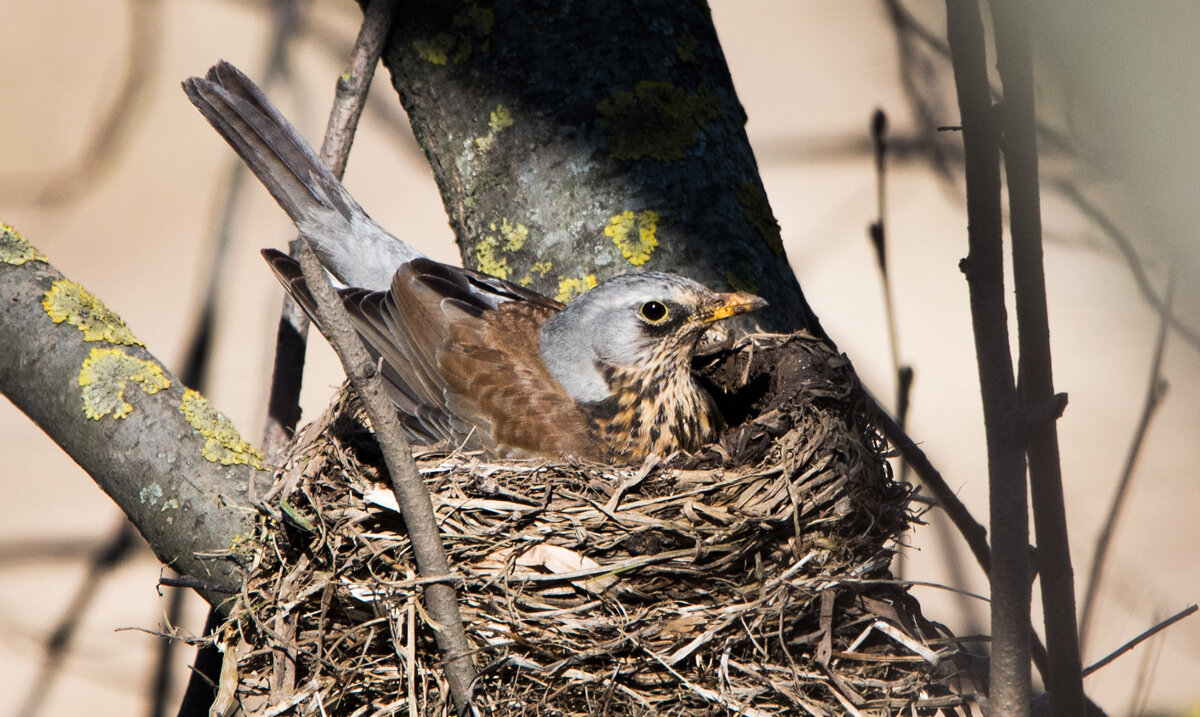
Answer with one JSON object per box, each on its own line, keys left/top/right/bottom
{"left": 1, "top": 1, "right": 1197, "bottom": 714}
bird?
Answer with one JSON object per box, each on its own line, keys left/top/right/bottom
{"left": 183, "top": 61, "right": 766, "bottom": 463}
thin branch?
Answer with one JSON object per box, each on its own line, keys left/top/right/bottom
{"left": 1079, "top": 274, "right": 1174, "bottom": 654}
{"left": 873, "top": 404, "right": 1051, "bottom": 683}
{"left": 1083, "top": 605, "right": 1197, "bottom": 679}
{"left": 867, "top": 109, "right": 915, "bottom": 484}
{"left": 260, "top": 0, "right": 399, "bottom": 462}
{"left": 295, "top": 246, "right": 477, "bottom": 714}
{"left": 944, "top": 1, "right": 1031, "bottom": 713}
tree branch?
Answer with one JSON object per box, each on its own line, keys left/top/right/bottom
{"left": 261, "top": 0, "right": 397, "bottom": 462}
{"left": 372, "top": 1, "right": 821, "bottom": 336}
{"left": 990, "top": 2, "right": 1084, "bottom": 714}
{"left": 944, "top": 1, "right": 1031, "bottom": 712}
{"left": 295, "top": 246, "right": 477, "bottom": 714}
{"left": 0, "top": 225, "right": 269, "bottom": 607}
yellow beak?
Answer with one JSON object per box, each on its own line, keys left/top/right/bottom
{"left": 700, "top": 291, "right": 768, "bottom": 323}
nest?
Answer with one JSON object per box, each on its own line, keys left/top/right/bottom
{"left": 217, "top": 332, "right": 977, "bottom": 715}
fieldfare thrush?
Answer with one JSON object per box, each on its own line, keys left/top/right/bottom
{"left": 184, "top": 62, "right": 766, "bottom": 463}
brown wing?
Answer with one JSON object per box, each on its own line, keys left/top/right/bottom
{"left": 262, "top": 250, "right": 604, "bottom": 459}
{"left": 438, "top": 300, "right": 610, "bottom": 461}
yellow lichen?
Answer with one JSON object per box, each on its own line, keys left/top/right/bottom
{"left": 0, "top": 223, "right": 47, "bottom": 265}
{"left": 737, "top": 182, "right": 785, "bottom": 256}
{"left": 596, "top": 81, "right": 723, "bottom": 161}
{"left": 78, "top": 347, "right": 170, "bottom": 420}
{"left": 43, "top": 279, "right": 143, "bottom": 345}
{"left": 475, "top": 103, "right": 515, "bottom": 151}
{"left": 519, "top": 261, "right": 552, "bottom": 287}
{"left": 474, "top": 235, "right": 509, "bottom": 279}
{"left": 555, "top": 274, "right": 597, "bottom": 303}
{"left": 725, "top": 266, "right": 759, "bottom": 295}
{"left": 475, "top": 218, "right": 530, "bottom": 278}
{"left": 413, "top": 3, "right": 493, "bottom": 66}
{"left": 489, "top": 104, "right": 514, "bottom": 133}
{"left": 180, "top": 388, "right": 265, "bottom": 469}
{"left": 413, "top": 34, "right": 458, "bottom": 65}
{"left": 605, "top": 210, "right": 660, "bottom": 266}
{"left": 500, "top": 217, "right": 528, "bottom": 251}
{"left": 675, "top": 34, "right": 699, "bottom": 63}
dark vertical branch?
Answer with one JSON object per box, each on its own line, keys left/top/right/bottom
{"left": 868, "top": 109, "right": 914, "bottom": 478}
{"left": 944, "top": 1, "right": 1031, "bottom": 713}
{"left": 990, "top": 2, "right": 1084, "bottom": 714}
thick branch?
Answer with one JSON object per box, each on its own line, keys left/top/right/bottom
{"left": 0, "top": 227, "right": 268, "bottom": 606}
{"left": 990, "top": 2, "right": 1085, "bottom": 714}
{"left": 945, "top": 1, "right": 1031, "bottom": 712}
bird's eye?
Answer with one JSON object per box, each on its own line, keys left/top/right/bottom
{"left": 639, "top": 300, "right": 669, "bottom": 323}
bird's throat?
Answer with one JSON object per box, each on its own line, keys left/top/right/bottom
{"left": 589, "top": 361, "right": 716, "bottom": 460}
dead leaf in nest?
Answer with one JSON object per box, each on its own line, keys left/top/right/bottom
{"left": 658, "top": 613, "right": 706, "bottom": 639}
{"left": 483, "top": 544, "right": 620, "bottom": 594}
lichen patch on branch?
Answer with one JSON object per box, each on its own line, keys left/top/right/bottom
{"left": 597, "top": 81, "right": 722, "bottom": 161}
{"left": 605, "top": 209, "right": 660, "bottom": 266}
{"left": 78, "top": 347, "right": 170, "bottom": 420}
{"left": 0, "top": 223, "right": 47, "bottom": 265}
{"left": 412, "top": 3, "right": 494, "bottom": 65}
{"left": 473, "top": 104, "right": 514, "bottom": 152}
{"left": 555, "top": 273, "right": 597, "bottom": 303}
{"left": 43, "top": 279, "right": 143, "bottom": 346}
{"left": 180, "top": 388, "right": 265, "bottom": 469}
{"left": 519, "top": 260, "right": 553, "bottom": 287}
{"left": 475, "top": 218, "right": 530, "bottom": 279}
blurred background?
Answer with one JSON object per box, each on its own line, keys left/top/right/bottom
{"left": 1, "top": 1, "right": 1197, "bottom": 714}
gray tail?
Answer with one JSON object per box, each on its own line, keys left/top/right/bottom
{"left": 182, "top": 61, "right": 362, "bottom": 233}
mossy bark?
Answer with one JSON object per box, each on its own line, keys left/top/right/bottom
{"left": 377, "top": 0, "right": 823, "bottom": 335}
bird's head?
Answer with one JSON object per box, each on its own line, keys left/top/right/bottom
{"left": 539, "top": 272, "right": 766, "bottom": 403}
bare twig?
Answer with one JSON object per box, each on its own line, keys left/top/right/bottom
{"left": 944, "top": 1, "right": 1031, "bottom": 713}
{"left": 1083, "top": 605, "right": 1197, "bottom": 678}
{"left": 1079, "top": 274, "right": 1174, "bottom": 654}
{"left": 867, "top": 109, "right": 914, "bottom": 483}
{"left": 295, "top": 246, "right": 477, "bottom": 714}
{"left": 990, "top": 2, "right": 1085, "bottom": 714}
{"left": 880, "top": 0, "right": 956, "bottom": 183}
{"left": 261, "top": 0, "right": 399, "bottom": 461}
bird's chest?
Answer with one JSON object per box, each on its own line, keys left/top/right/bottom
{"left": 587, "top": 364, "right": 715, "bottom": 460}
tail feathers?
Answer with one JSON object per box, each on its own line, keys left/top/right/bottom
{"left": 183, "top": 61, "right": 361, "bottom": 228}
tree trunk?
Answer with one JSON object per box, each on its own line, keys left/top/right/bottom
{"left": 377, "top": 0, "right": 824, "bottom": 336}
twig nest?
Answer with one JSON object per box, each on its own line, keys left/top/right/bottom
{"left": 221, "top": 332, "right": 975, "bottom": 715}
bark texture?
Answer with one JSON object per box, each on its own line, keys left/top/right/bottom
{"left": 0, "top": 228, "right": 268, "bottom": 605}
{"left": 377, "top": 0, "right": 822, "bottom": 335}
